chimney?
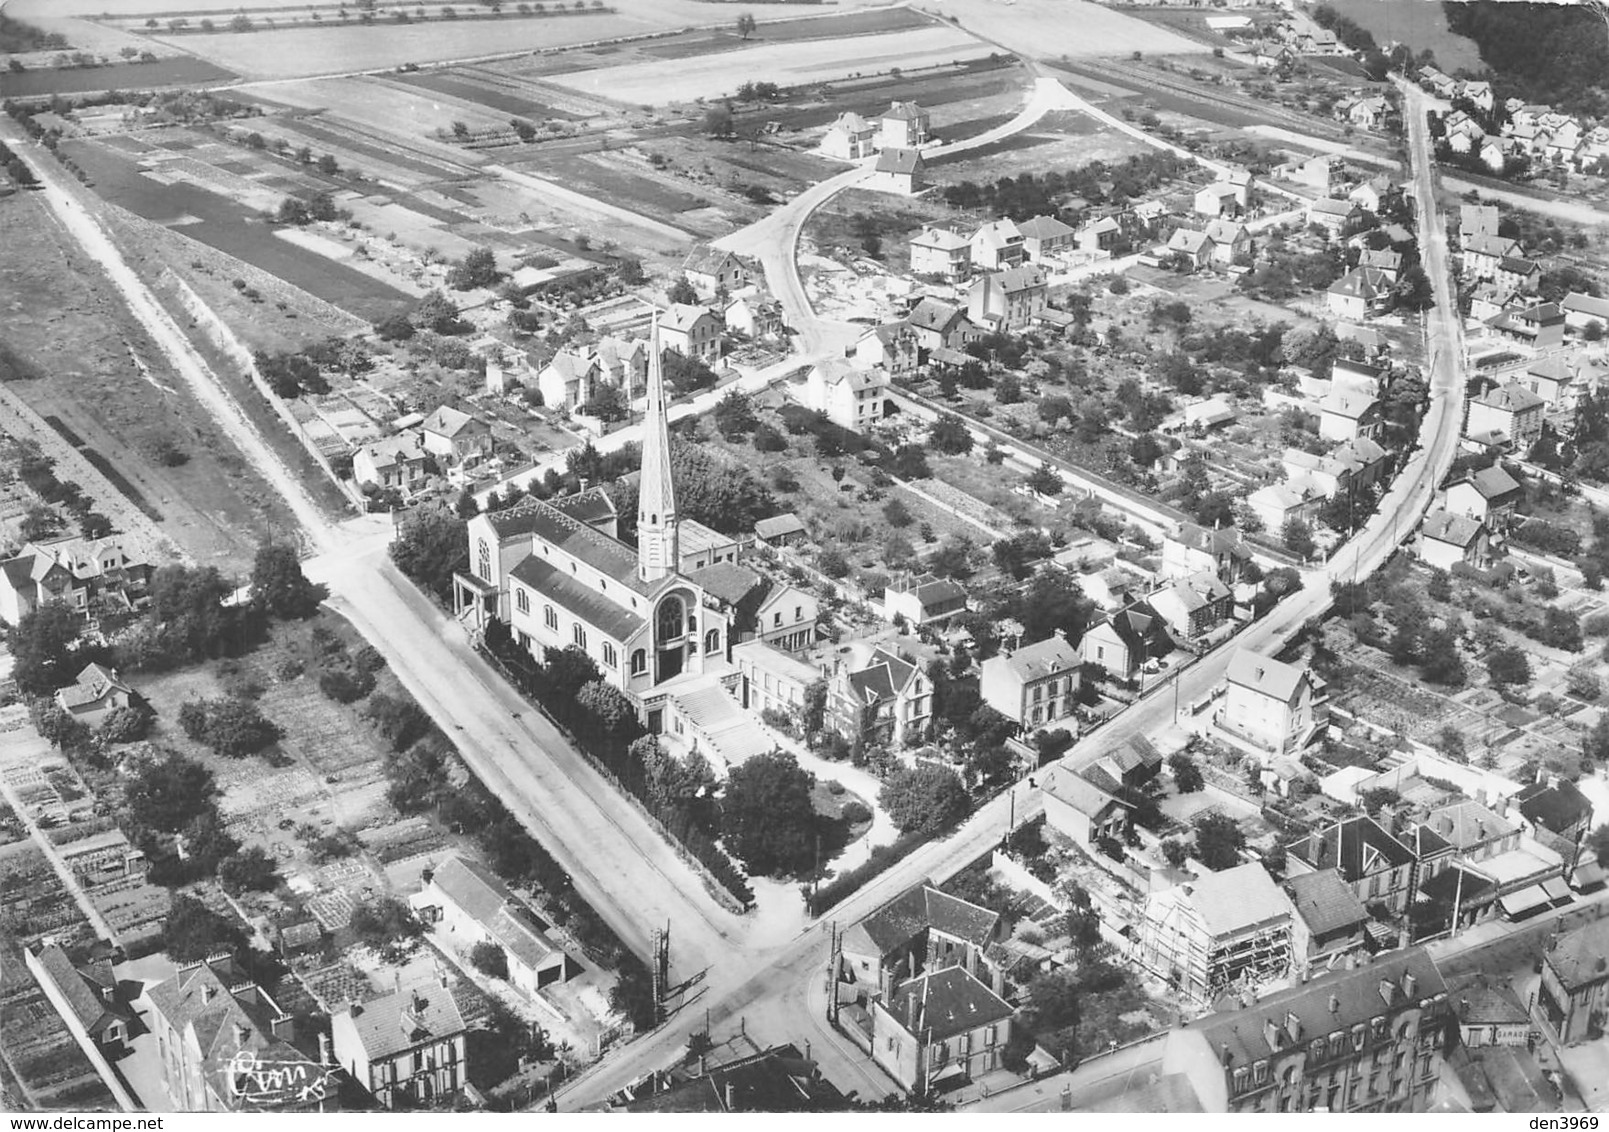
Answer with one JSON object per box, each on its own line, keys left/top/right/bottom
{"left": 1548, "top": 774, "right": 1560, "bottom": 791}
{"left": 1402, "top": 972, "right": 1416, "bottom": 999}
{"left": 235, "top": 1023, "right": 251, "bottom": 1048}
{"left": 319, "top": 1032, "right": 332, "bottom": 1066}
{"left": 1264, "top": 1018, "right": 1281, "bottom": 1052}
{"left": 724, "top": 1082, "right": 735, "bottom": 1112}
{"left": 906, "top": 990, "right": 917, "bottom": 1033}
{"left": 1379, "top": 978, "right": 1395, "bottom": 1005}
{"left": 421, "top": 867, "right": 434, "bottom": 886}
{"left": 1535, "top": 766, "right": 1547, "bottom": 785}
{"left": 202, "top": 984, "right": 217, "bottom": 1004}
{"left": 1329, "top": 994, "right": 1341, "bottom": 1015}
{"left": 1060, "top": 1085, "right": 1073, "bottom": 1112}
{"left": 1285, "top": 1011, "right": 1302, "bottom": 1044}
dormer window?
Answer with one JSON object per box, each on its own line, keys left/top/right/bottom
{"left": 1253, "top": 1061, "right": 1269, "bottom": 1086}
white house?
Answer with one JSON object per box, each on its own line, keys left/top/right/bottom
{"left": 879, "top": 101, "right": 930, "bottom": 149}
{"left": 820, "top": 111, "right": 878, "bottom": 160}
{"left": 352, "top": 431, "right": 430, "bottom": 492}
{"left": 803, "top": 357, "right": 890, "bottom": 431}
{"left": 1217, "top": 648, "right": 1328, "bottom": 757}
{"left": 979, "top": 631, "right": 1080, "bottom": 730}
{"left": 659, "top": 303, "right": 724, "bottom": 364}
{"left": 909, "top": 225, "right": 972, "bottom": 280}
{"left": 1417, "top": 509, "right": 1490, "bottom": 571}
{"left": 411, "top": 856, "right": 579, "bottom": 995}
{"left": 869, "top": 147, "right": 924, "bottom": 195}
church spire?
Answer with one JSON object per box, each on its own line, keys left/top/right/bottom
{"left": 637, "top": 315, "right": 678, "bottom": 582}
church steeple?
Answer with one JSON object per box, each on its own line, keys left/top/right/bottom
{"left": 637, "top": 316, "right": 679, "bottom": 582}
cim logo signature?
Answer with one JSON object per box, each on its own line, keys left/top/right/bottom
{"left": 223, "top": 1049, "right": 335, "bottom": 1107}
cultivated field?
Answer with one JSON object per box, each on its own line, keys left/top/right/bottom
{"left": 926, "top": 0, "right": 1207, "bottom": 59}
{"left": 544, "top": 25, "right": 994, "bottom": 106}
{"left": 0, "top": 55, "right": 234, "bottom": 96}
{"left": 243, "top": 75, "right": 514, "bottom": 148}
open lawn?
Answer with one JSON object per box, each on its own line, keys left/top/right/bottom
{"left": 63, "top": 137, "right": 416, "bottom": 322}
{"left": 245, "top": 75, "right": 515, "bottom": 147}
{"left": 0, "top": 55, "right": 233, "bottom": 96}
{"left": 544, "top": 26, "right": 995, "bottom": 106}
{"left": 0, "top": 192, "right": 303, "bottom": 573}
{"left": 926, "top": 111, "right": 1152, "bottom": 183}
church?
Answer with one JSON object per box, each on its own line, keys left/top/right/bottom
{"left": 453, "top": 323, "right": 748, "bottom": 735}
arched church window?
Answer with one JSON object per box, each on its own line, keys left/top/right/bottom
{"left": 656, "top": 596, "right": 684, "bottom": 642}
{"left": 477, "top": 539, "right": 490, "bottom": 580}
{"left": 515, "top": 589, "right": 529, "bottom": 614}
{"left": 630, "top": 649, "right": 647, "bottom": 675}
{"left": 704, "top": 629, "right": 720, "bottom": 655}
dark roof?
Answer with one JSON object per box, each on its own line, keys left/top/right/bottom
{"left": 625, "top": 1045, "right": 838, "bottom": 1113}
{"left": 1419, "top": 864, "right": 1495, "bottom": 905}
{"left": 1288, "top": 816, "right": 1415, "bottom": 880}
{"left": 1174, "top": 522, "right": 1240, "bottom": 556}
{"left": 1397, "top": 823, "right": 1453, "bottom": 859}
{"left": 845, "top": 883, "right": 998, "bottom": 958}
{"left": 1514, "top": 779, "right": 1593, "bottom": 835}
{"left": 340, "top": 981, "right": 471, "bottom": 1062}
{"left": 686, "top": 562, "right": 761, "bottom": 607}
{"left": 906, "top": 297, "right": 964, "bottom": 333}
{"left": 754, "top": 513, "right": 806, "bottom": 539}
{"left": 1545, "top": 917, "right": 1609, "bottom": 992}
{"left": 1282, "top": 869, "right": 1369, "bottom": 937}
{"left": 33, "top": 944, "right": 119, "bottom": 1036}
{"left": 876, "top": 147, "right": 923, "bottom": 175}
{"left": 885, "top": 966, "right": 1013, "bottom": 1043}
{"left": 550, "top": 486, "right": 618, "bottom": 527}
{"left": 1100, "top": 600, "right": 1173, "bottom": 657}
{"left": 1188, "top": 948, "right": 1447, "bottom": 1068}
{"left": 509, "top": 556, "right": 645, "bottom": 642}
{"left": 1454, "top": 978, "right": 1529, "bottom": 1026}
{"left": 846, "top": 648, "right": 918, "bottom": 706}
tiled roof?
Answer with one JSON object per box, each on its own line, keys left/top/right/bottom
{"left": 829, "top": 111, "right": 874, "bottom": 134}
{"left": 847, "top": 647, "right": 918, "bottom": 705}
{"left": 340, "top": 981, "right": 470, "bottom": 1062}
{"left": 1421, "top": 509, "right": 1484, "bottom": 548}
{"left": 1282, "top": 868, "right": 1369, "bottom": 937}
{"left": 32, "top": 944, "right": 117, "bottom": 1035}
{"left": 1562, "top": 291, "right": 1609, "bottom": 319}
{"left": 906, "top": 297, "right": 964, "bottom": 332}
{"left": 1465, "top": 233, "right": 1519, "bottom": 258}
{"left": 875, "top": 147, "right": 923, "bottom": 175}
{"left": 495, "top": 497, "right": 651, "bottom": 592}
{"left": 1424, "top": 799, "right": 1517, "bottom": 850}
{"left": 683, "top": 246, "right": 740, "bottom": 275}
{"left": 1455, "top": 978, "right": 1529, "bottom": 1026}
{"left": 754, "top": 513, "right": 805, "bottom": 539}
{"left": 1290, "top": 815, "right": 1417, "bottom": 880}
{"left": 883, "top": 100, "right": 926, "bottom": 121}
{"left": 1546, "top": 917, "right": 1609, "bottom": 991}
{"left": 846, "top": 883, "right": 998, "bottom": 957}
{"left": 423, "top": 405, "right": 479, "bottom": 439}
{"left": 995, "top": 634, "right": 1079, "bottom": 682}
{"left": 886, "top": 966, "right": 1012, "bottom": 1042}
{"left": 1042, "top": 764, "right": 1128, "bottom": 819}
{"left": 549, "top": 486, "right": 618, "bottom": 527}
{"left": 1476, "top": 382, "right": 1546, "bottom": 412}
{"left": 509, "top": 556, "right": 645, "bottom": 641}
{"left": 912, "top": 225, "right": 969, "bottom": 250}
{"left": 1173, "top": 522, "right": 1239, "bottom": 556}
{"left": 1168, "top": 228, "right": 1211, "bottom": 254}
{"left": 1185, "top": 863, "right": 1293, "bottom": 937}
{"left": 1189, "top": 948, "right": 1447, "bottom": 1067}
{"left": 1226, "top": 648, "right": 1313, "bottom": 702}
{"left": 425, "top": 857, "right": 564, "bottom": 974}
{"left": 1513, "top": 779, "right": 1593, "bottom": 835}
{"left": 1018, "top": 215, "right": 1075, "bottom": 240}
{"left": 1461, "top": 465, "right": 1521, "bottom": 501}
{"left": 993, "top": 265, "right": 1045, "bottom": 293}
{"left": 663, "top": 302, "right": 716, "bottom": 332}
{"left": 686, "top": 562, "right": 761, "bottom": 606}
{"left": 1308, "top": 197, "right": 1356, "bottom": 217}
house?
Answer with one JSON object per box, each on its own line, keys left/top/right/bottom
{"left": 829, "top": 645, "right": 931, "bottom": 747}
{"left": 753, "top": 512, "right": 806, "bottom": 547}
{"left": 1204, "top": 218, "right": 1251, "bottom": 267}
{"left": 681, "top": 246, "right": 749, "bottom": 298}
{"left": 1496, "top": 256, "right": 1542, "bottom": 296}
{"left": 1167, "top": 948, "right": 1451, "bottom": 1113}
{"left": 1017, "top": 214, "right": 1077, "bottom": 262}
{"left": 26, "top": 943, "right": 131, "bottom": 1051}
{"left": 1133, "top": 863, "right": 1296, "bottom": 1003}
{"left": 1162, "top": 522, "right": 1244, "bottom": 582}
{"left": 1247, "top": 482, "right": 1315, "bottom": 535}
{"left": 723, "top": 295, "right": 784, "bottom": 340}
{"left": 621, "top": 1044, "right": 839, "bottom": 1113}
{"left": 352, "top": 431, "right": 430, "bottom": 492}
{"left": 1462, "top": 233, "right": 1521, "bottom": 281}
{"left": 1041, "top": 763, "right": 1131, "bottom": 854}
{"left": 1423, "top": 800, "right": 1523, "bottom": 867}
{"left": 1296, "top": 27, "right": 1340, "bottom": 53}
{"left": 1417, "top": 509, "right": 1490, "bottom": 571}
{"left": 1166, "top": 227, "right": 1214, "bottom": 271}
{"left": 969, "top": 219, "right": 1026, "bottom": 271}
{"left": 1080, "top": 600, "right": 1175, "bottom": 683}
{"left": 903, "top": 297, "right": 976, "bottom": 353}
{"left": 1513, "top": 774, "right": 1596, "bottom": 885}
{"left": 1281, "top": 869, "right": 1369, "bottom": 977}
{"left": 1218, "top": 648, "right": 1328, "bottom": 758}
{"left": 820, "top": 111, "right": 878, "bottom": 161}
{"left": 804, "top": 357, "right": 890, "bottom": 432}
{"left": 421, "top": 405, "right": 492, "bottom": 466}
{"left": 411, "top": 856, "right": 580, "bottom": 995}
{"left": 1319, "top": 389, "right": 1381, "bottom": 443}
{"left": 1306, "top": 198, "right": 1364, "bottom": 239}
{"left": 1460, "top": 80, "right": 1495, "bottom": 113}
{"left": 1459, "top": 204, "right": 1501, "bottom": 246}
{"left": 980, "top": 631, "right": 1080, "bottom": 730}
{"left": 851, "top": 322, "right": 919, "bottom": 376}
{"left": 1465, "top": 383, "right": 1545, "bottom": 452}
{"left": 1326, "top": 267, "right": 1393, "bottom": 321}
{"left": 837, "top": 881, "right": 1001, "bottom": 1000}
{"left": 1340, "top": 96, "right": 1390, "bottom": 130}
{"left": 1283, "top": 448, "right": 1354, "bottom": 502}
{"left": 1444, "top": 465, "right": 1521, "bottom": 527}
{"left": 909, "top": 225, "right": 972, "bottom": 281}
{"left": 733, "top": 638, "right": 819, "bottom": 718}
{"left": 593, "top": 336, "right": 650, "bottom": 399}
{"left": 537, "top": 349, "right": 600, "bottom": 412}
{"left": 660, "top": 303, "right": 724, "bottom": 364}
{"left": 965, "top": 265, "right": 1047, "bottom": 331}
{"left": 1518, "top": 354, "right": 1593, "bottom": 410}
{"left": 54, "top": 662, "right": 133, "bottom": 725}
{"left": 1488, "top": 302, "right": 1567, "bottom": 351}
{"left": 1420, "top": 65, "right": 1458, "bottom": 97}
{"left": 1538, "top": 917, "right": 1609, "bottom": 1043}
{"left": 1562, "top": 291, "right": 1609, "bottom": 334}
{"left": 1194, "top": 182, "right": 1243, "bottom": 218}
{"left": 870, "top": 147, "right": 924, "bottom": 196}
{"left": 1287, "top": 815, "right": 1418, "bottom": 914}
{"left": 1469, "top": 282, "right": 1519, "bottom": 323}
{"left": 0, "top": 534, "right": 152, "bottom": 625}
{"left": 880, "top": 101, "right": 930, "bottom": 149}
{"left": 1455, "top": 979, "right": 1532, "bottom": 1049}
{"left": 884, "top": 575, "right": 966, "bottom": 627}
{"left": 330, "top": 978, "right": 471, "bottom": 1110}
{"left": 148, "top": 955, "right": 328, "bottom": 1111}
{"left": 1147, "top": 570, "right": 1233, "bottom": 645}
{"left": 869, "top": 966, "right": 1014, "bottom": 1093}
{"left": 1292, "top": 153, "right": 1347, "bottom": 195}
{"left": 1358, "top": 248, "right": 1403, "bottom": 282}
{"left": 1077, "top": 215, "right": 1127, "bottom": 258}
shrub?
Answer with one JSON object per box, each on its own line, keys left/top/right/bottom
{"left": 840, "top": 800, "right": 873, "bottom": 825}
{"left": 470, "top": 940, "right": 509, "bottom": 979}
{"left": 318, "top": 666, "right": 375, "bottom": 703}
{"left": 98, "top": 704, "right": 153, "bottom": 744}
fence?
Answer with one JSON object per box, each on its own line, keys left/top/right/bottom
{"left": 477, "top": 648, "right": 751, "bottom": 916}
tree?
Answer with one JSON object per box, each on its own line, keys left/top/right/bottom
{"left": 470, "top": 940, "right": 510, "bottom": 979}
{"left": 545, "top": 645, "right": 600, "bottom": 701}
{"left": 251, "top": 543, "right": 325, "bottom": 620}
{"left": 667, "top": 277, "right": 699, "bottom": 306}
{"left": 928, "top": 415, "right": 974, "bottom": 455}
{"left": 99, "top": 703, "right": 153, "bottom": 744}
{"left": 1282, "top": 517, "right": 1316, "bottom": 559}
{"left": 1025, "top": 463, "right": 1062, "bottom": 496}
{"left": 1437, "top": 725, "right": 1467, "bottom": 763}
{"left": 735, "top": 11, "right": 756, "bottom": 38}
{"left": 349, "top": 895, "right": 424, "bottom": 958}
{"left": 375, "top": 312, "right": 416, "bottom": 341}
{"left": 1168, "top": 753, "right": 1204, "bottom": 793}
{"left": 10, "top": 602, "right": 79, "bottom": 693}
{"left": 1162, "top": 838, "right": 1189, "bottom": 868}
{"left": 1486, "top": 645, "right": 1532, "bottom": 688}
{"left": 390, "top": 508, "right": 469, "bottom": 602}
{"left": 880, "top": 764, "right": 969, "bottom": 835}
{"left": 218, "top": 846, "right": 279, "bottom": 894}
{"left": 703, "top": 103, "right": 735, "bottom": 138}
{"left": 316, "top": 153, "right": 339, "bottom": 175}
{"left": 78, "top": 511, "right": 113, "bottom": 540}
{"left": 1590, "top": 824, "right": 1609, "bottom": 868}
{"left": 37, "top": 706, "right": 91, "bottom": 752}
{"left": 1192, "top": 811, "right": 1245, "bottom": 870}
{"left": 412, "top": 289, "right": 461, "bottom": 334}
{"left": 161, "top": 893, "right": 246, "bottom": 961}
{"left": 883, "top": 498, "right": 912, "bottom": 528}
{"left": 720, "top": 751, "right": 817, "bottom": 876}
{"left": 713, "top": 391, "right": 758, "bottom": 438}
{"left": 447, "top": 245, "right": 500, "bottom": 291}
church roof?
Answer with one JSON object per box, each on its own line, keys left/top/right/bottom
{"left": 510, "top": 556, "right": 645, "bottom": 641}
